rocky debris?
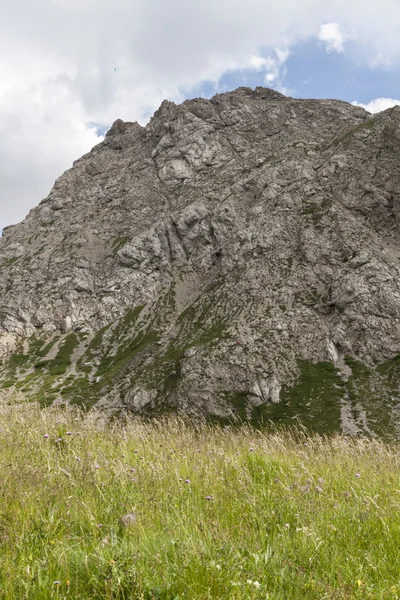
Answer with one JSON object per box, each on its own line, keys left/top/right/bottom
{"left": 0, "top": 333, "right": 19, "bottom": 362}
{"left": 2, "top": 86, "right": 400, "bottom": 434}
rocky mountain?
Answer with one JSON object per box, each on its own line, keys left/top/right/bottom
{"left": 2, "top": 86, "right": 400, "bottom": 437}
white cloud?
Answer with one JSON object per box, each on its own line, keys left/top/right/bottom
{"left": 318, "top": 23, "right": 345, "bottom": 53}
{"left": 248, "top": 48, "right": 290, "bottom": 85}
{"left": 2, "top": 0, "right": 400, "bottom": 227}
{"left": 352, "top": 98, "right": 400, "bottom": 113}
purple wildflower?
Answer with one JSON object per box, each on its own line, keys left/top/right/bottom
{"left": 43, "top": 434, "right": 49, "bottom": 439}
{"left": 185, "top": 479, "right": 191, "bottom": 484}
{"left": 355, "top": 473, "right": 360, "bottom": 478}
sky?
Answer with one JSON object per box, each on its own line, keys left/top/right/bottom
{"left": 1, "top": 1, "right": 400, "bottom": 231}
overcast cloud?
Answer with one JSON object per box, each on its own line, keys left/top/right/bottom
{"left": 1, "top": 0, "right": 400, "bottom": 229}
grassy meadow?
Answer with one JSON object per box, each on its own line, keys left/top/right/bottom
{"left": 0, "top": 403, "right": 400, "bottom": 599}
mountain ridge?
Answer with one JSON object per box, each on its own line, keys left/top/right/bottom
{"left": 2, "top": 86, "right": 400, "bottom": 437}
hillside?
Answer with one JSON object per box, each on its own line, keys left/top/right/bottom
{"left": 2, "top": 86, "right": 400, "bottom": 436}
{"left": 0, "top": 404, "right": 399, "bottom": 600}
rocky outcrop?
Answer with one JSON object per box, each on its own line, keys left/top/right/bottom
{"left": 2, "top": 86, "right": 400, "bottom": 436}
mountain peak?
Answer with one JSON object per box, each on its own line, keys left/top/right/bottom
{"left": 1, "top": 86, "right": 399, "bottom": 437}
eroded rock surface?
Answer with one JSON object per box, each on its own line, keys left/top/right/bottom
{"left": 2, "top": 86, "right": 400, "bottom": 434}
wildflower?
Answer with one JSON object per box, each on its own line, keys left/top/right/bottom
{"left": 250, "top": 447, "right": 255, "bottom": 452}
{"left": 55, "top": 438, "right": 62, "bottom": 443}
{"left": 185, "top": 479, "right": 191, "bottom": 484}
{"left": 95, "top": 465, "right": 100, "bottom": 469}
{"left": 98, "top": 524, "right": 103, "bottom": 528}
{"left": 110, "top": 560, "right": 115, "bottom": 565}
{"left": 119, "top": 513, "right": 137, "bottom": 527}
{"left": 43, "top": 434, "right": 49, "bottom": 439}
{"left": 247, "top": 579, "right": 253, "bottom": 585}
{"left": 210, "top": 560, "right": 219, "bottom": 568}
{"left": 355, "top": 473, "right": 360, "bottom": 478}
{"left": 130, "top": 468, "right": 136, "bottom": 472}
{"left": 284, "top": 523, "right": 290, "bottom": 528}
{"left": 253, "top": 581, "right": 261, "bottom": 588}
{"left": 53, "top": 581, "right": 61, "bottom": 585}
{"left": 66, "top": 432, "right": 73, "bottom": 436}
{"left": 66, "top": 580, "right": 70, "bottom": 586}
{"left": 205, "top": 495, "right": 214, "bottom": 501}
{"left": 357, "top": 579, "right": 362, "bottom": 587}
{"left": 315, "top": 486, "right": 323, "bottom": 493}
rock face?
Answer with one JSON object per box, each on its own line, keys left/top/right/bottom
{"left": 2, "top": 86, "right": 400, "bottom": 436}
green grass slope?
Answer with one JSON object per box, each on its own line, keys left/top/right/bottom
{"left": 0, "top": 403, "right": 400, "bottom": 599}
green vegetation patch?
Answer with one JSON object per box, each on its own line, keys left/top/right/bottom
{"left": 4, "top": 256, "right": 20, "bottom": 267}
{"left": 111, "top": 235, "right": 129, "bottom": 255}
{"left": 36, "top": 336, "right": 60, "bottom": 358}
{"left": 1, "top": 335, "right": 47, "bottom": 387}
{"left": 219, "top": 391, "right": 249, "bottom": 423}
{"left": 346, "top": 355, "right": 400, "bottom": 439}
{"left": 251, "top": 356, "right": 400, "bottom": 439}
{"left": 253, "top": 361, "right": 345, "bottom": 435}
{"left": 34, "top": 333, "right": 80, "bottom": 376}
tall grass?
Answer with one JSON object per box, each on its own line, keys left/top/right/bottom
{"left": 0, "top": 402, "right": 399, "bottom": 599}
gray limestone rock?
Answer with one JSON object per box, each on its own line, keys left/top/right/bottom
{"left": 2, "top": 86, "right": 400, "bottom": 433}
